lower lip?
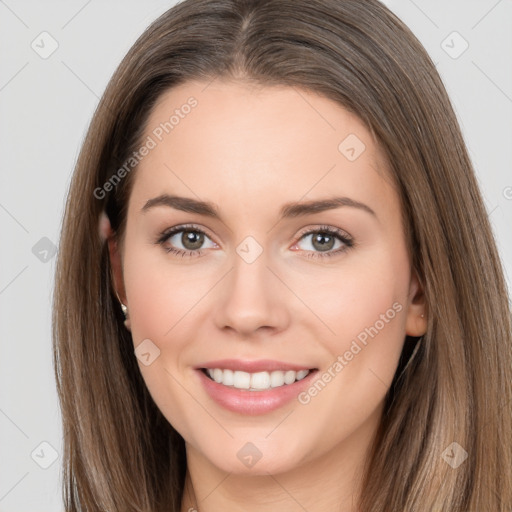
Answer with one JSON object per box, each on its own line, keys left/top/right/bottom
{"left": 196, "top": 369, "right": 318, "bottom": 415}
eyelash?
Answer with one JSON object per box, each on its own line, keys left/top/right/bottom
{"left": 156, "top": 223, "right": 354, "bottom": 260}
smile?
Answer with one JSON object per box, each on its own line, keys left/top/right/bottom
{"left": 195, "top": 360, "right": 319, "bottom": 415}
{"left": 202, "top": 368, "right": 311, "bottom": 391}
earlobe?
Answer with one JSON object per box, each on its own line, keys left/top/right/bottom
{"left": 405, "top": 270, "right": 428, "bottom": 337}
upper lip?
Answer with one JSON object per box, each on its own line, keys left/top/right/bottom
{"left": 196, "top": 359, "right": 317, "bottom": 373}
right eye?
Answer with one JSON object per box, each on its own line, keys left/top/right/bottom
{"left": 157, "top": 224, "right": 218, "bottom": 257}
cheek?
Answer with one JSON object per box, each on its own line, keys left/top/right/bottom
{"left": 290, "top": 251, "right": 410, "bottom": 448}
{"left": 295, "top": 248, "right": 410, "bottom": 355}
{"left": 124, "top": 251, "right": 200, "bottom": 342}
{"left": 121, "top": 246, "right": 210, "bottom": 436}
{"left": 122, "top": 243, "right": 223, "bottom": 378}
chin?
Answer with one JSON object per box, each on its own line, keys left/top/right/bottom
{"left": 194, "top": 435, "right": 311, "bottom": 476}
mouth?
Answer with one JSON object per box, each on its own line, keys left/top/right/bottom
{"left": 196, "top": 363, "right": 319, "bottom": 415}
{"left": 194, "top": 358, "right": 319, "bottom": 414}
{"left": 200, "top": 367, "right": 316, "bottom": 391}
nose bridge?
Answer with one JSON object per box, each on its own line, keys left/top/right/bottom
{"left": 214, "top": 234, "right": 288, "bottom": 335}
{"left": 232, "top": 237, "right": 269, "bottom": 295}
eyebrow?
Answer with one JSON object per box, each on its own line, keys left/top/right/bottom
{"left": 141, "top": 194, "right": 376, "bottom": 219}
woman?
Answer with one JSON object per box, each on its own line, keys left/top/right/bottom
{"left": 52, "top": 0, "right": 512, "bottom": 510}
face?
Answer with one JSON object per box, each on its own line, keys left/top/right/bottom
{"left": 108, "top": 79, "right": 426, "bottom": 476}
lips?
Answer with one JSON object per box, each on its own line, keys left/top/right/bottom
{"left": 194, "top": 359, "right": 319, "bottom": 414}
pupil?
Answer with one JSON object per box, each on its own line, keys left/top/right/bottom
{"left": 312, "top": 233, "right": 334, "bottom": 251}
{"left": 182, "top": 231, "right": 204, "bottom": 250}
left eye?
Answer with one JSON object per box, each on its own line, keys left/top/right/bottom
{"left": 291, "top": 226, "right": 354, "bottom": 258}
{"left": 295, "top": 231, "right": 342, "bottom": 252}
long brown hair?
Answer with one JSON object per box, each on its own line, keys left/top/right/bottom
{"left": 52, "top": 0, "right": 512, "bottom": 510}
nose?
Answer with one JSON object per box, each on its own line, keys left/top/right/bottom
{"left": 213, "top": 245, "right": 290, "bottom": 338}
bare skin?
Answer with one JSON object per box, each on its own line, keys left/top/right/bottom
{"left": 106, "top": 79, "right": 427, "bottom": 512}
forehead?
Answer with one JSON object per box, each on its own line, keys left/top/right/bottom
{"left": 128, "top": 79, "right": 395, "bottom": 220}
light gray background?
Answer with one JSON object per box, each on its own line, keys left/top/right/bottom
{"left": 1, "top": 0, "right": 511, "bottom": 510}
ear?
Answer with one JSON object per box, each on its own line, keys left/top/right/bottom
{"left": 405, "top": 269, "right": 427, "bottom": 337}
{"left": 108, "top": 237, "right": 127, "bottom": 304}
{"left": 99, "top": 212, "right": 127, "bottom": 305}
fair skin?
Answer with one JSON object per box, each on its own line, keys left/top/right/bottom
{"left": 107, "top": 79, "right": 427, "bottom": 512}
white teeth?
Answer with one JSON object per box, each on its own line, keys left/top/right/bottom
{"left": 204, "top": 368, "right": 311, "bottom": 390}
{"left": 233, "top": 370, "right": 251, "bottom": 389}
{"left": 270, "top": 371, "right": 285, "bottom": 388}
{"left": 222, "top": 369, "right": 234, "bottom": 386}
{"left": 250, "top": 371, "right": 271, "bottom": 390}
{"left": 284, "top": 370, "right": 296, "bottom": 385}
{"left": 296, "top": 369, "right": 309, "bottom": 380}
